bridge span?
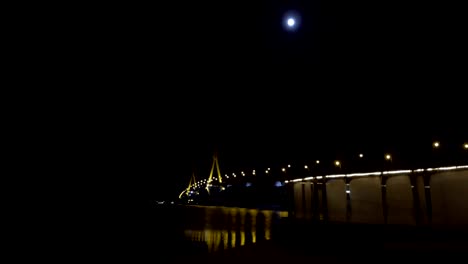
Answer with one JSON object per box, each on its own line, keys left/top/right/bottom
{"left": 289, "top": 165, "right": 468, "bottom": 230}
{"left": 179, "top": 147, "right": 468, "bottom": 229}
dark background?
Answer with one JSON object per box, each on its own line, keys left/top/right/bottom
{"left": 75, "top": 0, "right": 467, "bottom": 206}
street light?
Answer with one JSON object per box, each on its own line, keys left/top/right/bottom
{"left": 334, "top": 160, "right": 342, "bottom": 175}
{"left": 281, "top": 166, "right": 289, "bottom": 181}
{"left": 464, "top": 143, "right": 468, "bottom": 149}
{"left": 359, "top": 153, "right": 364, "bottom": 158}
{"left": 304, "top": 165, "right": 308, "bottom": 169}
{"left": 431, "top": 141, "right": 442, "bottom": 167}
{"left": 385, "top": 154, "right": 392, "bottom": 161}
{"left": 316, "top": 160, "right": 320, "bottom": 164}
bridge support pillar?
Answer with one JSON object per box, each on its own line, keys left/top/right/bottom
{"left": 322, "top": 177, "right": 329, "bottom": 222}
{"left": 411, "top": 172, "right": 431, "bottom": 226}
{"left": 410, "top": 173, "right": 422, "bottom": 225}
{"left": 287, "top": 181, "right": 295, "bottom": 218}
{"left": 381, "top": 175, "right": 388, "bottom": 224}
{"left": 423, "top": 172, "right": 433, "bottom": 225}
{"left": 312, "top": 180, "right": 320, "bottom": 222}
{"left": 345, "top": 177, "right": 352, "bottom": 223}
{"left": 304, "top": 182, "right": 313, "bottom": 220}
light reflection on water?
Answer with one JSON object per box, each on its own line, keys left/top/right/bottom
{"left": 183, "top": 206, "right": 288, "bottom": 253}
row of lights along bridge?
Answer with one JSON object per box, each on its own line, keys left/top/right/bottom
{"left": 221, "top": 142, "right": 468, "bottom": 180}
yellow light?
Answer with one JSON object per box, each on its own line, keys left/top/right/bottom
{"left": 335, "top": 161, "right": 340, "bottom": 166}
{"left": 385, "top": 154, "right": 391, "bottom": 160}
{"left": 265, "top": 170, "right": 269, "bottom": 174}
{"left": 282, "top": 168, "right": 286, "bottom": 172}
{"left": 316, "top": 160, "right": 320, "bottom": 164}
{"left": 304, "top": 165, "right": 308, "bottom": 169}
{"left": 464, "top": 143, "right": 468, "bottom": 149}
{"left": 433, "top": 141, "right": 440, "bottom": 148}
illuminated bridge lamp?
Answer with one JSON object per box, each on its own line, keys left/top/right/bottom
{"left": 335, "top": 161, "right": 341, "bottom": 167}
{"left": 385, "top": 154, "right": 392, "bottom": 161}
{"left": 433, "top": 141, "right": 440, "bottom": 148}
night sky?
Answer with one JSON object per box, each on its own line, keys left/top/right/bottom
{"left": 91, "top": 1, "right": 466, "bottom": 204}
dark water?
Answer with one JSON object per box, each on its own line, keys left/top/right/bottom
{"left": 180, "top": 205, "right": 288, "bottom": 252}
{"left": 99, "top": 201, "right": 468, "bottom": 263}
{"left": 145, "top": 205, "right": 287, "bottom": 258}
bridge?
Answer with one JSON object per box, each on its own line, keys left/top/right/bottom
{"left": 179, "top": 142, "right": 468, "bottom": 229}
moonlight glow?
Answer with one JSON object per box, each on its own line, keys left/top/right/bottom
{"left": 283, "top": 11, "right": 301, "bottom": 31}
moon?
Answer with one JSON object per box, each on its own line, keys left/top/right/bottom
{"left": 283, "top": 11, "right": 301, "bottom": 31}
